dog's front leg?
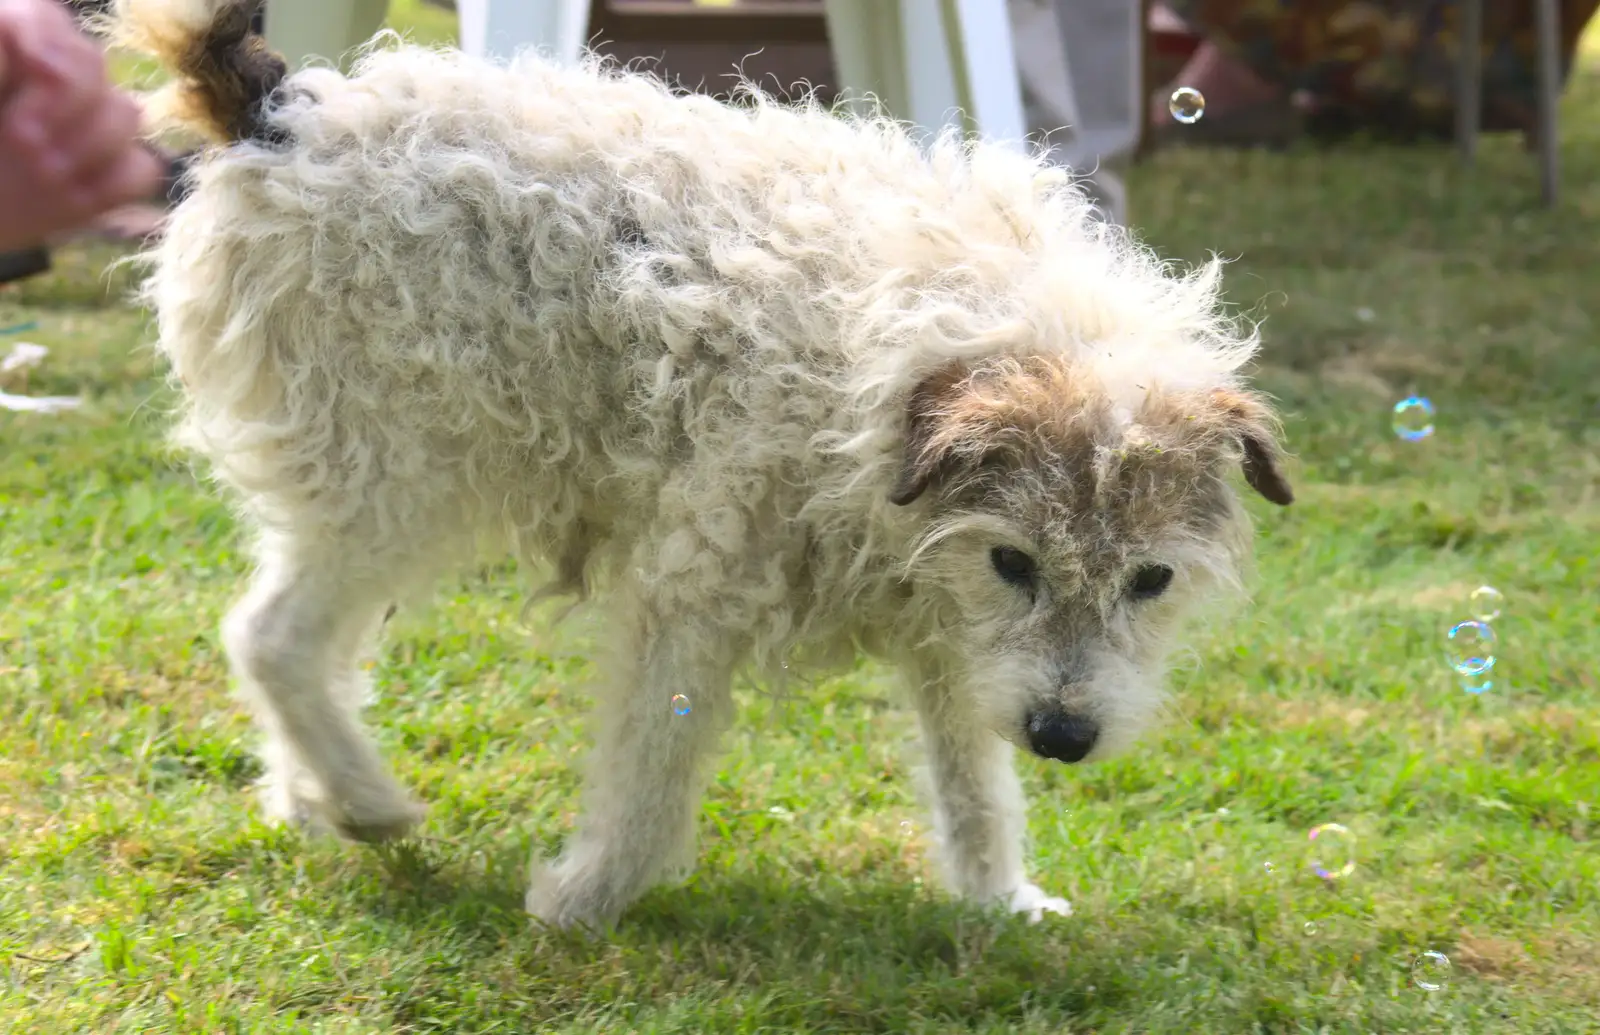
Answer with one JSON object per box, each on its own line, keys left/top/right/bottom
{"left": 526, "top": 604, "right": 735, "bottom": 931}
{"left": 908, "top": 660, "right": 1072, "bottom": 923}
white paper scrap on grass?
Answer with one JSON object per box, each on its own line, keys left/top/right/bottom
{"left": 0, "top": 342, "right": 84, "bottom": 413}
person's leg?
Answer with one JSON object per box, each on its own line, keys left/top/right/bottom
{"left": 1149, "top": 2, "right": 1191, "bottom": 35}
{"left": 1146, "top": 0, "right": 1326, "bottom": 147}
{"left": 1148, "top": 38, "right": 1283, "bottom": 126}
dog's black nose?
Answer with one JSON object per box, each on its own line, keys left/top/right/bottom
{"left": 1025, "top": 711, "right": 1099, "bottom": 763}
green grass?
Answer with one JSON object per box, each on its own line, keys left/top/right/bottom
{"left": 4, "top": 17, "right": 1600, "bottom": 1035}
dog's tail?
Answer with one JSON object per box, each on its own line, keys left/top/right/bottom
{"left": 100, "top": 0, "right": 288, "bottom": 146}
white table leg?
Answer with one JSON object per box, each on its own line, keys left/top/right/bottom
{"left": 905, "top": 0, "right": 966, "bottom": 135}
{"left": 826, "top": 0, "right": 1025, "bottom": 148}
{"left": 944, "top": 0, "right": 1028, "bottom": 148}
{"left": 457, "top": 0, "right": 589, "bottom": 64}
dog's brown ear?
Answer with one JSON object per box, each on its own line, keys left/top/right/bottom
{"left": 1211, "top": 389, "right": 1294, "bottom": 506}
{"left": 889, "top": 362, "right": 972, "bottom": 506}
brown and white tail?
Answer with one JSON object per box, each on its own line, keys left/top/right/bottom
{"left": 100, "top": 0, "right": 288, "bottom": 145}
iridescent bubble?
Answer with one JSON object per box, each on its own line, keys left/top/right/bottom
{"left": 1168, "top": 86, "right": 1206, "bottom": 124}
{"left": 1263, "top": 861, "right": 1277, "bottom": 875}
{"left": 670, "top": 693, "right": 691, "bottom": 716}
{"left": 1412, "top": 950, "right": 1451, "bottom": 992}
{"left": 1392, "top": 396, "right": 1435, "bottom": 441}
{"left": 1470, "top": 585, "right": 1504, "bottom": 623}
{"left": 1303, "top": 920, "right": 1319, "bottom": 936}
{"left": 1447, "top": 620, "right": 1496, "bottom": 677}
{"left": 1307, "top": 823, "right": 1356, "bottom": 881}
{"left": 1461, "top": 675, "right": 1494, "bottom": 695}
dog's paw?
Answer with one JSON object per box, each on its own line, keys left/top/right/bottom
{"left": 258, "top": 771, "right": 317, "bottom": 830}
{"left": 259, "top": 769, "right": 423, "bottom": 844}
{"left": 525, "top": 875, "right": 613, "bottom": 933}
{"left": 1005, "top": 882, "right": 1073, "bottom": 924}
{"left": 323, "top": 793, "right": 427, "bottom": 844}
{"left": 525, "top": 853, "right": 633, "bottom": 933}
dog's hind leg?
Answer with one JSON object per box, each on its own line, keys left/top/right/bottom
{"left": 526, "top": 586, "right": 738, "bottom": 930}
{"left": 223, "top": 530, "right": 426, "bottom": 843}
{"left": 908, "top": 657, "right": 1072, "bottom": 923}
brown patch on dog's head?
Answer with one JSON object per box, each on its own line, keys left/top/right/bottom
{"left": 889, "top": 357, "right": 1091, "bottom": 506}
{"left": 1204, "top": 388, "right": 1294, "bottom": 506}
{"left": 889, "top": 360, "right": 978, "bottom": 506}
{"left": 889, "top": 357, "right": 1292, "bottom": 511}
{"left": 891, "top": 356, "right": 1111, "bottom": 507}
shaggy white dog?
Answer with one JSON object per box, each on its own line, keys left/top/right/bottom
{"left": 107, "top": 0, "right": 1293, "bottom": 929}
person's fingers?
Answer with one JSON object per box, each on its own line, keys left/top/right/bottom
{"left": 61, "top": 81, "right": 147, "bottom": 187}
{"left": 4, "top": 0, "right": 100, "bottom": 73}
{"left": 3, "top": 80, "right": 81, "bottom": 182}
{"left": 1, "top": 0, "right": 99, "bottom": 89}
{"left": 0, "top": 0, "right": 164, "bottom": 247}
{"left": 8, "top": 24, "right": 105, "bottom": 136}
{"left": 72, "top": 141, "right": 165, "bottom": 218}
{"left": 0, "top": 0, "right": 108, "bottom": 155}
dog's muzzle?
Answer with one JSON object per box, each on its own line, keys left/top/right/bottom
{"left": 1025, "top": 710, "right": 1099, "bottom": 764}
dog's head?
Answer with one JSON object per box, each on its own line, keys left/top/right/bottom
{"left": 889, "top": 354, "right": 1291, "bottom": 763}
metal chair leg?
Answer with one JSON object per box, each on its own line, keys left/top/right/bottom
{"left": 1534, "top": 0, "right": 1561, "bottom": 207}
{"left": 1454, "top": 0, "right": 1482, "bottom": 165}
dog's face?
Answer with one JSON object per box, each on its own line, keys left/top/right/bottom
{"left": 890, "top": 356, "right": 1292, "bottom": 763}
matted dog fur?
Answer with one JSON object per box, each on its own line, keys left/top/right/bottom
{"left": 106, "top": 0, "right": 1292, "bottom": 928}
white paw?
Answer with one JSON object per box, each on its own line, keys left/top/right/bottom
{"left": 258, "top": 767, "right": 423, "bottom": 844}
{"left": 257, "top": 763, "right": 321, "bottom": 829}
{"left": 1006, "top": 882, "right": 1073, "bottom": 924}
{"left": 321, "top": 788, "right": 426, "bottom": 844}
{"left": 525, "top": 860, "right": 619, "bottom": 933}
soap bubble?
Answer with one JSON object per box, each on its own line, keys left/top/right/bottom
{"left": 1263, "top": 861, "right": 1277, "bottom": 875}
{"left": 1303, "top": 920, "right": 1319, "bottom": 936}
{"left": 670, "top": 693, "right": 691, "bottom": 716}
{"left": 1446, "top": 621, "right": 1496, "bottom": 677}
{"left": 1307, "top": 823, "right": 1356, "bottom": 881}
{"left": 1461, "top": 675, "right": 1494, "bottom": 695}
{"left": 1392, "top": 396, "right": 1435, "bottom": 441}
{"left": 1168, "top": 86, "right": 1205, "bottom": 124}
{"left": 1412, "top": 951, "right": 1451, "bottom": 991}
{"left": 1470, "top": 585, "right": 1504, "bottom": 623}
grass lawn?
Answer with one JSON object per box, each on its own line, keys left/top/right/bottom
{"left": 4, "top": 12, "right": 1599, "bottom": 1034}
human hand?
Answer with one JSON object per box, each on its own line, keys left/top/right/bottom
{"left": 0, "top": 0, "right": 164, "bottom": 251}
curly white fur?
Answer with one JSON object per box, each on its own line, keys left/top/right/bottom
{"left": 111, "top": 0, "right": 1289, "bottom": 931}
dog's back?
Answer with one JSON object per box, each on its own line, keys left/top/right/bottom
{"left": 107, "top": 0, "right": 1106, "bottom": 596}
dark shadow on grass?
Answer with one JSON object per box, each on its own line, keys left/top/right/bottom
{"left": 348, "top": 842, "right": 1133, "bottom": 1029}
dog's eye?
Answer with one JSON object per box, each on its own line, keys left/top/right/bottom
{"left": 1129, "top": 564, "right": 1175, "bottom": 600}
{"left": 990, "top": 546, "right": 1037, "bottom": 587}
